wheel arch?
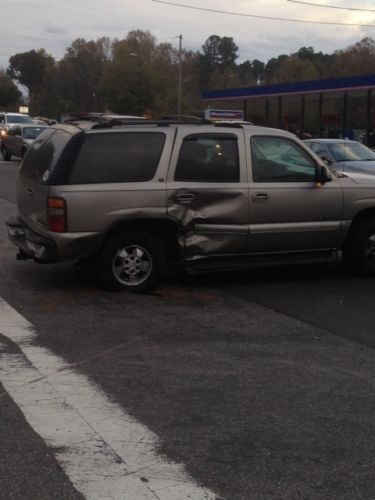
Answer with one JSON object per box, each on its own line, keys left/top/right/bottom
{"left": 102, "top": 217, "right": 182, "bottom": 259}
{"left": 344, "top": 208, "right": 375, "bottom": 247}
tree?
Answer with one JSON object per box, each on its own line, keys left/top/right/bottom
{"left": 0, "top": 70, "right": 21, "bottom": 109}
{"left": 99, "top": 30, "right": 195, "bottom": 116}
{"left": 331, "top": 37, "right": 375, "bottom": 77}
{"left": 217, "top": 37, "right": 239, "bottom": 68}
{"left": 99, "top": 31, "right": 159, "bottom": 115}
{"left": 270, "top": 55, "right": 320, "bottom": 84}
{"left": 7, "top": 49, "right": 55, "bottom": 112}
{"left": 264, "top": 55, "right": 288, "bottom": 83}
{"left": 197, "top": 35, "right": 239, "bottom": 89}
{"left": 58, "top": 37, "right": 112, "bottom": 111}
{"left": 296, "top": 46, "right": 314, "bottom": 60}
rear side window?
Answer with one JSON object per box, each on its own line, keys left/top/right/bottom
{"left": 175, "top": 134, "right": 239, "bottom": 182}
{"left": 20, "top": 128, "right": 72, "bottom": 183}
{"left": 69, "top": 132, "right": 165, "bottom": 184}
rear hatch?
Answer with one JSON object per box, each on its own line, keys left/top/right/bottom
{"left": 17, "top": 126, "right": 81, "bottom": 229}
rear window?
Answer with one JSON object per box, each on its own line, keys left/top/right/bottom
{"left": 20, "top": 128, "right": 73, "bottom": 183}
{"left": 7, "top": 114, "right": 33, "bottom": 124}
{"left": 68, "top": 132, "right": 165, "bottom": 184}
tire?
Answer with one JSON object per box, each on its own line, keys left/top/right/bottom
{"left": 2, "top": 146, "right": 11, "bottom": 161}
{"left": 343, "top": 219, "right": 375, "bottom": 276}
{"left": 96, "top": 231, "right": 166, "bottom": 292}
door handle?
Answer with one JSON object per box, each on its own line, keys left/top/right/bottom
{"left": 252, "top": 192, "right": 269, "bottom": 203}
{"left": 27, "top": 188, "right": 33, "bottom": 197}
{"left": 175, "top": 192, "right": 196, "bottom": 204}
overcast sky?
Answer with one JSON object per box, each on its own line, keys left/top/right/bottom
{"left": 1, "top": 0, "right": 374, "bottom": 69}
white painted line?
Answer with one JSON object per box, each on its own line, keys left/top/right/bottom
{"left": 0, "top": 298, "right": 217, "bottom": 500}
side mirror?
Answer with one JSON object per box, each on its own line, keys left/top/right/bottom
{"left": 316, "top": 164, "right": 332, "bottom": 184}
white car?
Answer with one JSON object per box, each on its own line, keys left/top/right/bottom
{"left": 304, "top": 139, "right": 375, "bottom": 175}
{"left": 0, "top": 111, "right": 34, "bottom": 131}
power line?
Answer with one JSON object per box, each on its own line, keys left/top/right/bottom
{"left": 151, "top": 0, "right": 375, "bottom": 27}
{"left": 287, "top": 0, "right": 375, "bottom": 12}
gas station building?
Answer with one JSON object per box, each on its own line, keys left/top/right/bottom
{"left": 201, "top": 74, "right": 375, "bottom": 145}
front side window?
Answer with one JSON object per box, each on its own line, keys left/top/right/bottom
{"left": 69, "top": 132, "right": 165, "bottom": 184}
{"left": 251, "top": 136, "right": 316, "bottom": 182}
{"left": 175, "top": 134, "right": 239, "bottom": 182}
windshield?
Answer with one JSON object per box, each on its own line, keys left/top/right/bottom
{"left": 7, "top": 114, "right": 33, "bottom": 124}
{"left": 328, "top": 142, "right": 375, "bottom": 162}
{"left": 23, "top": 126, "right": 47, "bottom": 139}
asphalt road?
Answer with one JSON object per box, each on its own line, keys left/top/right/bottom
{"left": 2, "top": 159, "right": 375, "bottom": 500}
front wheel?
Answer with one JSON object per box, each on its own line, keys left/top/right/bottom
{"left": 96, "top": 232, "right": 166, "bottom": 292}
{"left": 343, "top": 219, "right": 375, "bottom": 276}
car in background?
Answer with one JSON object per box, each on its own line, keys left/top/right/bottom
{"left": 304, "top": 139, "right": 375, "bottom": 175}
{"left": 1, "top": 124, "right": 49, "bottom": 160}
{"left": 0, "top": 112, "right": 34, "bottom": 134}
{"left": 32, "top": 116, "right": 57, "bottom": 126}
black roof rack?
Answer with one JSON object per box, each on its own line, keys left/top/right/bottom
{"left": 90, "top": 118, "right": 213, "bottom": 129}
{"left": 62, "top": 117, "right": 253, "bottom": 130}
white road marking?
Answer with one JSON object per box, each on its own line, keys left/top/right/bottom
{"left": 0, "top": 298, "right": 217, "bottom": 500}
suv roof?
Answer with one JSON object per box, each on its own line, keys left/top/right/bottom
{"left": 61, "top": 118, "right": 269, "bottom": 132}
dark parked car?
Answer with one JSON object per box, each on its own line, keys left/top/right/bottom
{"left": 304, "top": 138, "right": 375, "bottom": 175}
{"left": 1, "top": 124, "right": 49, "bottom": 160}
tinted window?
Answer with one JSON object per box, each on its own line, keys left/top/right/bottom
{"left": 69, "top": 132, "right": 165, "bottom": 184}
{"left": 23, "top": 126, "right": 47, "bottom": 139}
{"left": 20, "top": 128, "right": 72, "bottom": 183}
{"left": 175, "top": 134, "right": 239, "bottom": 182}
{"left": 251, "top": 136, "right": 316, "bottom": 182}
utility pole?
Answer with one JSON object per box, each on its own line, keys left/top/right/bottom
{"left": 177, "top": 34, "right": 182, "bottom": 120}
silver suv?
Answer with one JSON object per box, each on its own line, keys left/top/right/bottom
{"left": 6, "top": 120, "right": 375, "bottom": 292}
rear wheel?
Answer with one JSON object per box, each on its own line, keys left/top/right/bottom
{"left": 343, "top": 219, "right": 375, "bottom": 276}
{"left": 2, "top": 146, "right": 11, "bottom": 161}
{"left": 96, "top": 231, "right": 166, "bottom": 292}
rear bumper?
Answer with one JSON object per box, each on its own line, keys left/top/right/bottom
{"left": 6, "top": 216, "right": 103, "bottom": 263}
{"left": 6, "top": 216, "right": 59, "bottom": 262}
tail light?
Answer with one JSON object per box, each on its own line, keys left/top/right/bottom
{"left": 47, "top": 197, "right": 67, "bottom": 232}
